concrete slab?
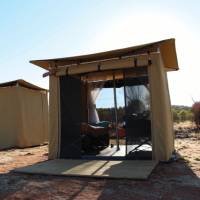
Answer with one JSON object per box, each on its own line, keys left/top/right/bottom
{"left": 14, "top": 159, "right": 158, "bottom": 179}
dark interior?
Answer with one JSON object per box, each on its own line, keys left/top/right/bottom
{"left": 60, "top": 76, "right": 82, "bottom": 158}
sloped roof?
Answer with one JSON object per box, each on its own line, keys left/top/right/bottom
{"left": 0, "top": 79, "right": 48, "bottom": 91}
{"left": 30, "top": 38, "right": 178, "bottom": 71}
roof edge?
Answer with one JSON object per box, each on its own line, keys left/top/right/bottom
{"left": 30, "top": 38, "right": 179, "bottom": 71}
{"left": 0, "top": 79, "right": 48, "bottom": 92}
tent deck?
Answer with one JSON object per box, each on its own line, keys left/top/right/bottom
{"left": 82, "top": 144, "right": 152, "bottom": 160}
{"left": 14, "top": 159, "right": 158, "bottom": 179}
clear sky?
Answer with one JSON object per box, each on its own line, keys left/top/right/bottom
{"left": 1, "top": 0, "right": 200, "bottom": 106}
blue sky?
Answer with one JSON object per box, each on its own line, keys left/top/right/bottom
{"left": 1, "top": 0, "right": 200, "bottom": 106}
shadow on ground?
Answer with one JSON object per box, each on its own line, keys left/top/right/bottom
{"left": 97, "top": 154, "right": 200, "bottom": 200}
{"left": 0, "top": 156, "right": 200, "bottom": 200}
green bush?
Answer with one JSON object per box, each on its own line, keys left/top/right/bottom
{"left": 97, "top": 106, "right": 194, "bottom": 123}
{"left": 172, "top": 109, "right": 180, "bottom": 122}
{"left": 172, "top": 106, "right": 193, "bottom": 122}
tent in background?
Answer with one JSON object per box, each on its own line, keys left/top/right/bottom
{"left": 0, "top": 79, "right": 48, "bottom": 150}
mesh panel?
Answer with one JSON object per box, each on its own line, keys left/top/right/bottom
{"left": 124, "top": 69, "right": 151, "bottom": 156}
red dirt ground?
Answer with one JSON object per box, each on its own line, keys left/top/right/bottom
{"left": 0, "top": 123, "right": 200, "bottom": 200}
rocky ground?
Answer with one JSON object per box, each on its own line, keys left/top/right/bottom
{"left": 0, "top": 122, "right": 199, "bottom": 200}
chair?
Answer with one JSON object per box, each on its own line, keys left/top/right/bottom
{"left": 125, "top": 114, "right": 151, "bottom": 154}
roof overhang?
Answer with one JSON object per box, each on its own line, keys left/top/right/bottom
{"left": 30, "top": 38, "right": 179, "bottom": 72}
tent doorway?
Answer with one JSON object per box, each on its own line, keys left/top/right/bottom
{"left": 59, "top": 68, "right": 152, "bottom": 160}
{"left": 81, "top": 68, "right": 152, "bottom": 160}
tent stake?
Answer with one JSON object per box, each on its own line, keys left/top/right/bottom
{"left": 113, "top": 73, "right": 120, "bottom": 151}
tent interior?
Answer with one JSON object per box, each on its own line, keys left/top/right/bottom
{"left": 60, "top": 67, "right": 152, "bottom": 160}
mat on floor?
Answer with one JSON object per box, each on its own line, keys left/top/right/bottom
{"left": 14, "top": 159, "right": 158, "bottom": 179}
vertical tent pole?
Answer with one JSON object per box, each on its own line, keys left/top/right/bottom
{"left": 113, "top": 72, "right": 120, "bottom": 151}
{"left": 123, "top": 71, "right": 128, "bottom": 156}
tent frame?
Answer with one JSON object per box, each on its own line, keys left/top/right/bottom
{"left": 30, "top": 38, "right": 178, "bottom": 161}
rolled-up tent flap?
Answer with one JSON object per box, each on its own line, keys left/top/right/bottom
{"left": 100, "top": 54, "right": 149, "bottom": 71}
{"left": 56, "top": 64, "right": 98, "bottom": 76}
{"left": 56, "top": 54, "right": 150, "bottom": 76}
{"left": 148, "top": 53, "right": 174, "bottom": 161}
{"left": 83, "top": 70, "right": 124, "bottom": 82}
{"left": 69, "top": 63, "right": 98, "bottom": 75}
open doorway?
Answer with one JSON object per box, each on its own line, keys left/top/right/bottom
{"left": 59, "top": 68, "right": 152, "bottom": 159}
{"left": 81, "top": 68, "right": 152, "bottom": 160}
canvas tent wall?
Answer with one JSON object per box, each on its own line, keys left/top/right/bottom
{"left": 31, "top": 38, "right": 179, "bottom": 161}
{"left": 0, "top": 79, "right": 48, "bottom": 150}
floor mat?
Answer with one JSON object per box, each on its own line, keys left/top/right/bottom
{"left": 14, "top": 159, "right": 158, "bottom": 179}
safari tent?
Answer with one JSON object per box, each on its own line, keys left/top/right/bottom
{"left": 0, "top": 79, "right": 48, "bottom": 150}
{"left": 31, "top": 38, "right": 178, "bottom": 162}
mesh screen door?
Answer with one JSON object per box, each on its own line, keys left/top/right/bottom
{"left": 124, "top": 69, "right": 151, "bottom": 157}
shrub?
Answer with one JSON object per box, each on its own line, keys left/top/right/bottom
{"left": 192, "top": 102, "right": 200, "bottom": 128}
{"left": 172, "top": 109, "right": 180, "bottom": 122}
{"left": 172, "top": 106, "right": 193, "bottom": 122}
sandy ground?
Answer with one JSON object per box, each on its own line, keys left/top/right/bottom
{"left": 0, "top": 123, "right": 200, "bottom": 200}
